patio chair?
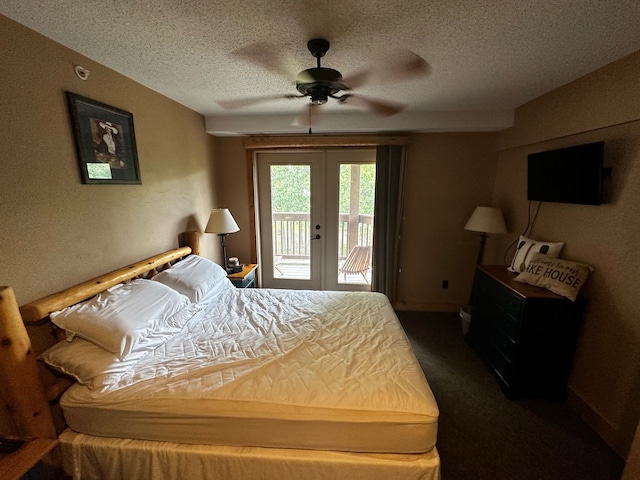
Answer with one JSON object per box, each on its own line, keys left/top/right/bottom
{"left": 274, "top": 255, "right": 284, "bottom": 275}
{"left": 339, "top": 245, "right": 372, "bottom": 281}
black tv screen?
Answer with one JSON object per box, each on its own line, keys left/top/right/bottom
{"left": 527, "top": 141, "right": 606, "bottom": 205}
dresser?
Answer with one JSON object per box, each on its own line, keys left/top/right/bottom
{"left": 467, "top": 265, "right": 585, "bottom": 401}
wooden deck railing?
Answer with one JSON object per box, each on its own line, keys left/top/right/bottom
{"left": 272, "top": 213, "right": 373, "bottom": 259}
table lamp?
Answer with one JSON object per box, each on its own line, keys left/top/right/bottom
{"left": 464, "top": 206, "right": 508, "bottom": 264}
{"left": 205, "top": 208, "right": 239, "bottom": 273}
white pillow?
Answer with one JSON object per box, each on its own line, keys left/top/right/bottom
{"left": 508, "top": 235, "right": 565, "bottom": 273}
{"left": 50, "top": 279, "right": 190, "bottom": 360}
{"left": 41, "top": 303, "right": 200, "bottom": 388}
{"left": 153, "top": 254, "right": 230, "bottom": 302}
{"left": 40, "top": 337, "right": 143, "bottom": 388}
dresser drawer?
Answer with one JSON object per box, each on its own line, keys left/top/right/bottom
{"left": 472, "top": 320, "right": 517, "bottom": 362}
{"left": 477, "top": 339, "right": 514, "bottom": 386}
{"left": 476, "top": 299, "right": 521, "bottom": 340}
{"left": 475, "top": 271, "right": 524, "bottom": 319}
{"left": 487, "top": 325, "right": 517, "bottom": 360}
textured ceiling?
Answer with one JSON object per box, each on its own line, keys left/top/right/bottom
{"left": 3, "top": 1, "right": 640, "bottom": 135}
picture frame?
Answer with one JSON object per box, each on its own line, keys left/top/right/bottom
{"left": 66, "top": 92, "right": 141, "bottom": 184}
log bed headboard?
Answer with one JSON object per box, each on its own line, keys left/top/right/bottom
{"left": 0, "top": 239, "right": 198, "bottom": 443}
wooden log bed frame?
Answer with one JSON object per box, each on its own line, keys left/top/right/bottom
{"left": 0, "top": 236, "right": 198, "bottom": 471}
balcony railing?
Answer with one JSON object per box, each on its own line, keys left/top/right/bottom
{"left": 272, "top": 212, "right": 373, "bottom": 259}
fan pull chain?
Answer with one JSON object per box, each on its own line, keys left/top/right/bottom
{"left": 308, "top": 105, "right": 312, "bottom": 135}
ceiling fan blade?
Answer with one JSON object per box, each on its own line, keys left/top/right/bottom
{"left": 341, "top": 95, "right": 405, "bottom": 116}
{"left": 340, "top": 70, "right": 370, "bottom": 90}
{"left": 231, "top": 43, "right": 297, "bottom": 81}
{"left": 217, "top": 94, "right": 301, "bottom": 110}
{"left": 343, "top": 50, "right": 430, "bottom": 89}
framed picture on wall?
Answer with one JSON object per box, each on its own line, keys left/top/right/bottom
{"left": 66, "top": 92, "right": 141, "bottom": 184}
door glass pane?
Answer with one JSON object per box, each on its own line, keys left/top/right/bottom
{"left": 270, "top": 165, "right": 311, "bottom": 280}
{"left": 337, "top": 163, "right": 375, "bottom": 285}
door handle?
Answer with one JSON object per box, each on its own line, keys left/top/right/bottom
{"left": 311, "top": 234, "right": 321, "bottom": 240}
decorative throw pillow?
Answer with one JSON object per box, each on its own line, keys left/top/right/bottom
{"left": 508, "top": 235, "right": 565, "bottom": 273}
{"left": 514, "top": 254, "right": 594, "bottom": 301}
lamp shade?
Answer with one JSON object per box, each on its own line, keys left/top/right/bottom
{"left": 464, "top": 207, "right": 508, "bottom": 234}
{"left": 205, "top": 208, "right": 239, "bottom": 234}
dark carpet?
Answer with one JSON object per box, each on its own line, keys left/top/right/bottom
{"left": 396, "top": 310, "right": 625, "bottom": 480}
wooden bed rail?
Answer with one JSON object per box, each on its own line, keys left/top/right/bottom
{"left": 19, "top": 246, "right": 192, "bottom": 323}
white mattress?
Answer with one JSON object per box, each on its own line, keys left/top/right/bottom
{"left": 61, "top": 288, "right": 438, "bottom": 454}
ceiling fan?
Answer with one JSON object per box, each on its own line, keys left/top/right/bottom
{"left": 217, "top": 38, "right": 430, "bottom": 119}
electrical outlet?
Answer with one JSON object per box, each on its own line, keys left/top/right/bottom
{"left": 442, "top": 280, "right": 449, "bottom": 289}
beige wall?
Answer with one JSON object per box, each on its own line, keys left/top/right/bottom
{"left": 0, "top": 14, "right": 222, "bottom": 306}
{"left": 215, "top": 138, "right": 255, "bottom": 263}
{"left": 0, "top": 16, "right": 221, "bottom": 431}
{"left": 494, "top": 50, "right": 640, "bottom": 457}
{"left": 397, "top": 133, "right": 498, "bottom": 310}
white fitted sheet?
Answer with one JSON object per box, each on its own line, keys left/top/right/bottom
{"left": 61, "top": 288, "right": 438, "bottom": 454}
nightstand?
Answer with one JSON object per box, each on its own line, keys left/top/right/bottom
{"left": 227, "top": 264, "right": 258, "bottom": 288}
{"left": 0, "top": 438, "right": 59, "bottom": 480}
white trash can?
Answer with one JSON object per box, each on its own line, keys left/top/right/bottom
{"left": 459, "top": 305, "right": 472, "bottom": 336}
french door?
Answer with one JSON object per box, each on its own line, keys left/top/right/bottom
{"left": 256, "top": 149, "right": 376, "bottom": 291}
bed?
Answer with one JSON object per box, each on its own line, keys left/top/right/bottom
{"left": 0, "top": 242, "right": 440, "bottom": 480}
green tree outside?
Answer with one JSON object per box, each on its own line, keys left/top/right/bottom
{"left": 270, "top": 165, "right": 311, "bottom": 213}
{"left": 269, "top": 163, "right": 376, "bottom": 214}
{"left": 339, "top": 163, "right": 376, "bottom": 215}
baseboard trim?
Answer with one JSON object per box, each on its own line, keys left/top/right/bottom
{"left": 394, "top": 302, "right": 462, "bottom": 313}
{"left": 567, "top": 386, "right": 628, "bottom": 459}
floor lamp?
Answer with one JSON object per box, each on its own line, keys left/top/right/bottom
{"left": 464, "top": 206, "right": 508, "bottom": 264}
{"left": 205, "top": 208, "right": 239, "bottom": 273}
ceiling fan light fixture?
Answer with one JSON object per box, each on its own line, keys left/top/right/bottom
{"left": 309, "top": 88, "right": 329, "bottom": 105}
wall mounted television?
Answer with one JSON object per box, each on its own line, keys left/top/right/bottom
{"left": 527, "top": 141, "right": 609, "bottom": 205}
